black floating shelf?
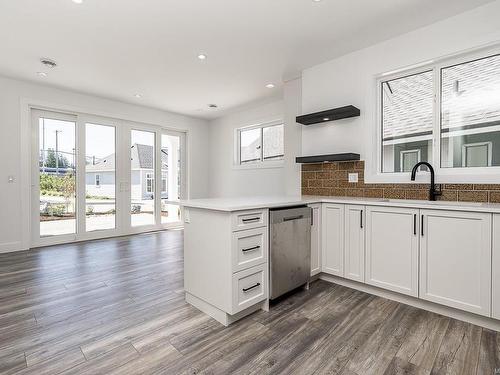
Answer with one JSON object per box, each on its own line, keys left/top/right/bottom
{"left": 296, "top": 153, "right": 360, "bottom": 164}
{"left": 296, "top": 105, "right": 360, "bottom": 125}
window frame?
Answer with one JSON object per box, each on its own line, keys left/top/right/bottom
{"left": 461, "top": 141, "right": 492, "bottom": 168}
{"left": 372, "top": 44, "right": 500, "bottom": 184}
{"left": 234, "top": 120, "right": 284, "bottom": 169}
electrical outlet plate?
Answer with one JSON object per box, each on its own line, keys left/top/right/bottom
{"left": 348, "top": 173, "right": 358, "bottom": 183}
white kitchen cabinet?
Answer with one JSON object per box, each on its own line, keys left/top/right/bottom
{"left": 321, "top": 203, "right": 344, "bottom": 276}
{"left": 493, "top": 214, "right": 500, "bottom": 320}
{"left": 309, "top": 204, "right": 322, "bottom": 276}
{"left": 420, "top": 209, "right": 491, "bottom": 317}
{"left": 365, "top": 206, "right": 419, "bottom": 297}
{"left": 344, "top": 205, "right": 365, "bottom": 283}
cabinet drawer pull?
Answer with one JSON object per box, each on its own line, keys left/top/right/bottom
{"left": 421, "top": 215, "right": 424, "bottom": 236}
{"left": 360, "top": 210, "right": 363, "bottom": 229}
{"left": 242, "top": 217, "right": 260, "bottom": 223}
{"left": 413, "top": 214, "right": 416, "bottom": 235}
{"left": 242, "top": 283, "right": 261, "bottom": 292}
{"left": 242, "top": 245, "right": 260, "bottom": 253}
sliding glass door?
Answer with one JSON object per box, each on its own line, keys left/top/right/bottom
{"left": 32, "top": 109, "right": 186, "bottom": 247}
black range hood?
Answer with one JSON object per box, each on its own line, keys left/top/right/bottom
{"left": 296, "top": 153, "right": 360, "bottom": 164}
{"left": 296, "top": 105, "right": 360, "bottom": 125}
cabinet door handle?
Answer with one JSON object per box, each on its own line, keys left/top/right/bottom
{"left": 242, "top": 283, "right": 261, "bottom": 292}
{"left": 242, "top": 217, "right": 260, "bottom": 223}
{"left": 311, "top": 208, "right": 314, "bottom": 226}
{"left": 242, "top": 245, "right": 260, "bottom": 253}
{"left": 421, "top": 215, "right": 424, "bottom": 236}
{"left": 360, "top": 210, "right": 363, "bottom": 229}
{"left": 413, "top": 214, "right": 416, "bottom": 235}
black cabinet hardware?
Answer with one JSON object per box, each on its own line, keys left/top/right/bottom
{"left": 413, "top": 214, "right": 416, "bottom": 235}
{"left": 242, "top": 217, "right": 260, "bottom": 223}
{"left": 311, "top": 208, "right": 314, "bottom": 226}
{"left": 242, "top": 283, "right": 261, "bottom": 292}
{"left": 421, "top": 215, "right": 424, "bottom": 236}
{"left": 360, "top": 210, "right": 363, "bottom": 229}
{"left": 242, "top": 246, "right": 260, "bottom": 253}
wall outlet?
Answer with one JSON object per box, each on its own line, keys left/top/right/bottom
{"left": 348, "top": 173, "right": 359, "bottom": 183}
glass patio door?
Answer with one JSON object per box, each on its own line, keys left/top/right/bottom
{"left": 32, "top": 110, "right": 78, "bottom": 244}
{"left": 32, "top": 109, "right": 186, "bottom": 247}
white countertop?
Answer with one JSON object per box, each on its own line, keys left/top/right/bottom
{"left": 181, "top": 195, "right": 500, "bottom": 214}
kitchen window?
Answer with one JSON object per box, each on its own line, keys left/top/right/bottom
{"left": 377, "top": 46, "right": 500, "bottom": 181}
{"left": 236, "top": 121, "right": 284, "bottom": 167}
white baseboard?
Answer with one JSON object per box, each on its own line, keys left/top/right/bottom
{"left": 319, "top": 273, "right": 500, "bottom": 332}
{"left": 0, "top": 241, "right": 26, "bottom": 254}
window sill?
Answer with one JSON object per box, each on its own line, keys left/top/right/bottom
{"left": 232, "top": 161, "right": 285, "bottom": 171}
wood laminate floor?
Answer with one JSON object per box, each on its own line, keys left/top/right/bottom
{"left": 0, "top": 231, "right": 499, "bottom": 374}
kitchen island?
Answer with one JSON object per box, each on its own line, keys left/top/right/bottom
{"left": 182, "top": 195, "right": 500, "bottom": 330}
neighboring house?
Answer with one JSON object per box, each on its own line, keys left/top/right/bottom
{"left": 86, "top": 143, "right": 168, "bottom": 200}
{"left": 383, "top": 55, "right": 500, "bottom": 172}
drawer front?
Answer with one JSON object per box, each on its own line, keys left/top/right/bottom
{"left": 232, "top": 227, "right": 268, "bottom": 272}
{"left": 232, "top": 264, "right": 268, "bottom": 314}
{"left": 232, "top": 209, "right": 268, "bottom": 231}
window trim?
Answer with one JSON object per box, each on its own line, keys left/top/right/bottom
{"left": 234, "top": 119, "right": 284, "bottom": 170}
{"left": 371, "top": 43, "right": 500, "bottom": 184}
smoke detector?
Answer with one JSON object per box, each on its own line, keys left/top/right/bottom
{"left": 40, "top": 58, "right": 57, "bottom": 69}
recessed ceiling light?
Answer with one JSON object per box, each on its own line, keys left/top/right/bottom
{"left": 312, "top": 0, "right": 322, "bottom": 2}
{"left": 72, "top": 0, "right": 83, "bottom": 4}
{"left": 134, "top": 93, "right": 143, "bottom": 98}
{"left": 197, "top": 54, "right": 207, "bottom": 60}
{"left": 208, "top": 104, "right": 218, "bottom": 109}
{"left": 265, "top": 83, "right": 275, "bottom": 89}
{"left": 37, "top": 72, "right": 48, "bottom": 77}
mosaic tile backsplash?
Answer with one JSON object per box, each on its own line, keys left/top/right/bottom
{"left": 301, "top": 160, "right": 500, "bottom": 203}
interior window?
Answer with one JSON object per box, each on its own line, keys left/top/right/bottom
{"left": 238, "top": 123, "right": 284, "bottom": 165}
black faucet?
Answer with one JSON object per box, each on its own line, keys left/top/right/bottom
{"left": 410, "top": 162, "right": 442, "bottom": 201}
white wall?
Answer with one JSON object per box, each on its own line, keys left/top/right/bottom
{"left": 207, "top": 98, "right": 286, "bottom": 197}
{"left": 301, "top": 0, "right": 500, "bottom": 182}
{"left": 0, "top": 75, "right": 209, "bottom": 252}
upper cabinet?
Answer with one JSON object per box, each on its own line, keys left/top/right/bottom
{"left": 310, "top": 204, "right": 322, "bottom": 276}
{"left": 420, "top": 209, "right": 491, "bottom": 317}
{"left": 322, "top": 204, "right": 345, "bottom": 276}
{"left": 344, "top": 205, "right": 365, "bottom": 283}
{"left": 365, "top": 206, "right": 419, "bottom": 297}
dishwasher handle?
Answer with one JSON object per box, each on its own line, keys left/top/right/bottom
{"left": 283, "top": 215, "right": 304, "bottom": 222}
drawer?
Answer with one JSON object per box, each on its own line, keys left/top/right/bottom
{"left": 231, "top": 209, "right": 268, "bottom": 231}
{"left": 232, "top": 264, "right": 268, "bottom": 314}
{"left": 232, "top": 227, "right": 268, "bottom": 272}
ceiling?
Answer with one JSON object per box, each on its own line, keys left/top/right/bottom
{"left": 0, "top": 0, "right": 494, "bottom": 119}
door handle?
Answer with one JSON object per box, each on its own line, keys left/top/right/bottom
{"left": 242, "top": 245, "right": 260, "bottom": 253}
{"left": 421, "top": 215, "right": 424, "bottom": 236}
{"left": 242, "top": 283, "right": 261, "bottom": 292}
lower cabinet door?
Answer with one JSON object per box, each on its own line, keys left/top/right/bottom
{"left": 420, "top": 209, "right": 491, "bottom": 317}
{"left": 365, "top": 206, "right": 419, "bottom": 297}
{"left": 344, "top": 205, "right": 365, "bottom": 282}
{"left": 310, "top": 204, "right": 321, "bottom": 276}
{"left": 494, "top": 214, "right": 500, "bottom": 320}
{"left": 321, "top": 203, "right": 344, "bottom": 276}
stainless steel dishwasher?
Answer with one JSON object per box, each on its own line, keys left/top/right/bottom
{"left": 269, "top": 206, "right": 312, "bottom": 300}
